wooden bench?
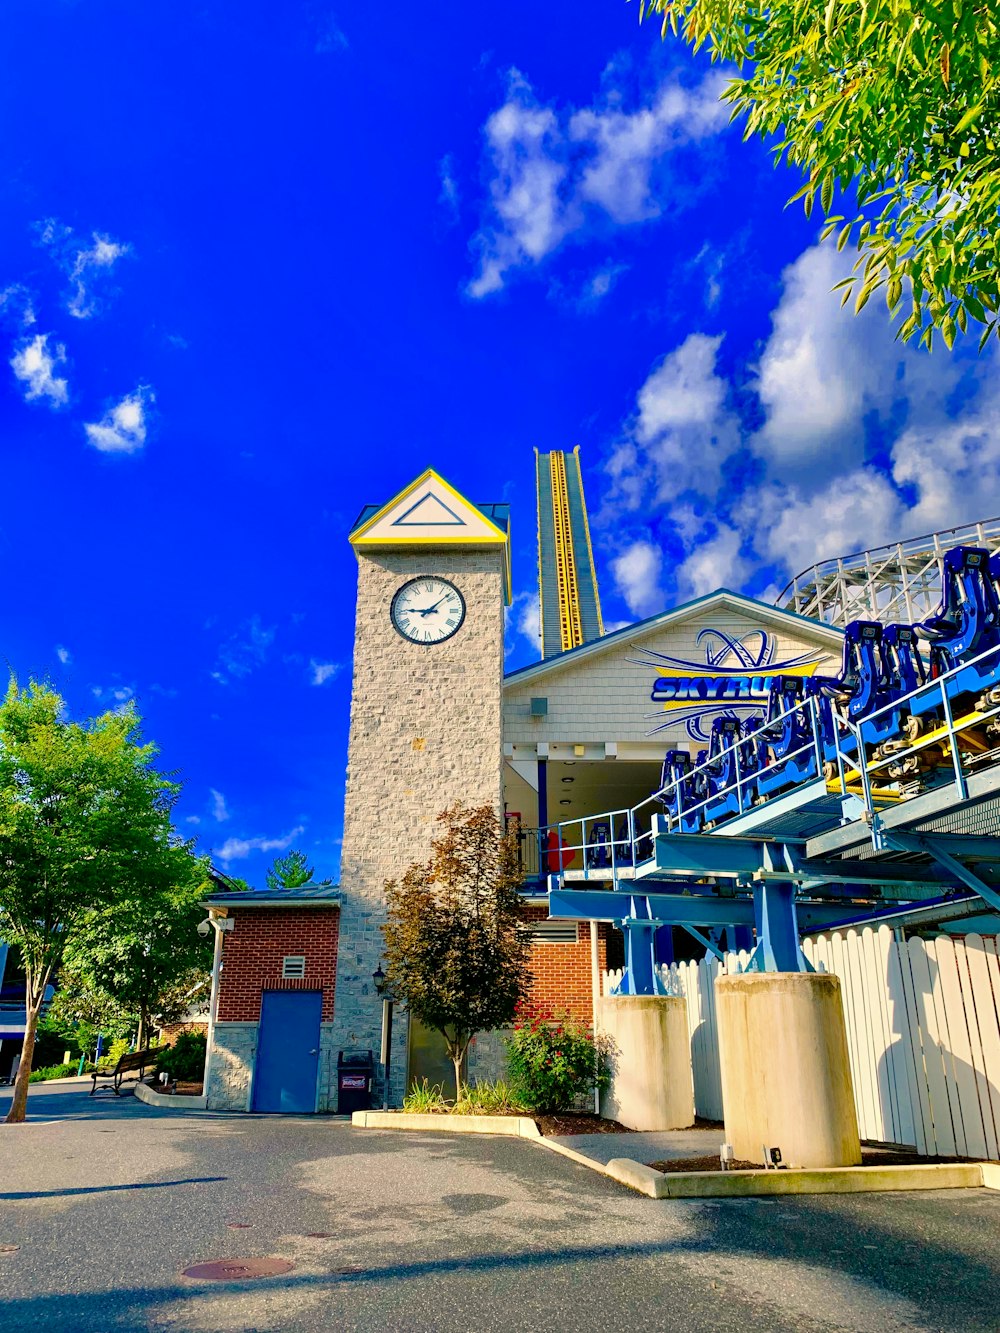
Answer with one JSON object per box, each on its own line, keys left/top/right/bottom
{"left": 90, "top": 1049, "right": 157, "bottom": 1096}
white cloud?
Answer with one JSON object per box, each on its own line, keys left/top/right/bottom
{"left": 760, "top": 470, "right": 904, "bottom": 574}
{"left": 468, "top": 68, "right": 729, "bottom": 295}
{"left": 210, "top": 788, "right": 229, "bottom": 822}
{"left": 568, "top": 73, "right": 729, "bottom": 224}
{"left": 890, "top": 386, "right": 1000, "bottom": 535}
{"left": 68, "top": 234, "right": 129, "bottom": 318}
{"left": 216, "top": 825, "right": 306, "bottom": 863}
{"left": 90, "top": 683, "right": 135, "bottom": 713}
{"left": 505, "top": 590, "right": 541, "bottom": 655}
{"left": 214, "top": 616, "right": 277, "bottom": 683}
{"left": 36, "top": 221, "right": 130, "bottom": 319}
{"left": 0, "top": 285, "right": 35, "bottom": 329}
{"left": 55, "top": 645, "right": 71, "bottom": 665}
{"left": 468, "top": 73, "right": 573, "bottom": 298}
{"left": 84, "top": 387, "right": 152, "bottom": 454}
{"left": 676, "top": 524, "right": 747, "bottom": 598}
{"left": 186, "top": 814, "right": 202, "bottom": 825}
{"left": 754, "top": 241, "right": 957, "bottom": 476}
{"left": 315, "top": 14, "right": 348, "bottom": 52}
{"left": 439, "top": 155, "right": 460, "bottom": 219}
{"left": 310, "top": 660, "right": 340, "bottom": 686}
{"left": 604, "top": 333, "right": 740, "bottom": 516}
{"left": 10, "top": 333, "right": 68, "bottom": 405}
{"left": 576, "top": 262, "right": 627, "bottom": 308}
{"left": 596, "top": 235, "right": 1000, "bottom": 605}
{"left": 611, "top": 540, "right": 663, "bottom": 617}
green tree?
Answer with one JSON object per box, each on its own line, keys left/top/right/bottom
{"left": 0, "top": 679, "right": 189, "bottom": 1123}
{"left": 265, "top": 850, "right": 314, "bottom": 889}
{"left": 56, "top": 849, "right": 213, "bottom": 1051}
{"left": 382, "top": 804, "right": 529, "bottom": 1100}
{"left": 643, "top": 0, "right": 1000, "bottom": 347}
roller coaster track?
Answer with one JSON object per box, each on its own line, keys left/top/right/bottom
{"left": 777, "top": 516, "right": 1000, "bottom": 628}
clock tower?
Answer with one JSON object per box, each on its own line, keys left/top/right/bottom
{"left": 329, "top": 468, "right": 511, "bottom": 1103}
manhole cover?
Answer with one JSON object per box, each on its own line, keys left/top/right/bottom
{"left": 182, "top": 1258, "right": 294, "bottom": 1281}
{"left": 0, "top": 1245, "right": 20, "bottom": 1255}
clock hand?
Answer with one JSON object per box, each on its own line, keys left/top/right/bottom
{"left": 416, "top": 598, "right": 448, "bottom": 616}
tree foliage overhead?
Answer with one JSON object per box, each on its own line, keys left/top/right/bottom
{"left": 643, "top": 0, "right": 1000, "bottom": 348}
{"left": 266, "top": 849, "right": 314, "bottom": 889}
{"left": 0, "top": 679, "right": 199, "bottom": 1123}
{"left": 382, "top": 804, "right": 529, "bottom": 1100}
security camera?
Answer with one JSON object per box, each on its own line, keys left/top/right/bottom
{"left": 197, "top": 918, "right": 212, "bottom": 938}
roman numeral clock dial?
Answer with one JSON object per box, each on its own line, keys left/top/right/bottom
{"left": 390, "top": 576, "right": 466, "bottom": 645}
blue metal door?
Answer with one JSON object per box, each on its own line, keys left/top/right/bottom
{"left": 252, "top": 990, "right": 322, "bottom": 1113}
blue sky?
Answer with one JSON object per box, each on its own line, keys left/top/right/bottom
{"left": 2, "top": 2, "right": 998, "bottom": 884}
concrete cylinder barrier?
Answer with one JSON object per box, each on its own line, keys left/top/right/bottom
{"left": 715, "top": 972, "right": 861, "bottom": 1169}
{"left": 598, "top": 995, "right": 695, "bottom": 1131}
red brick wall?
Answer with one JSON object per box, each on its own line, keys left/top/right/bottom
{"left": 521, "top": 905, "right": 608, "bottom": 1023}
{"left": 216, "top": 908, "right": 340, "bottom": 1023}
{"left": 157, "top": 1021, "right": 208, "bottom": 1047}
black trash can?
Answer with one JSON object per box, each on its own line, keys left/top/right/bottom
{"left": 337, "top": 1050, "right": 374, "bottom": 1115}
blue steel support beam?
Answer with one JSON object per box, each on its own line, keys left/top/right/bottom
{"left": 884, "top": 832, "right": 1000, "bottom": 913}
{"left": 747, "top": 882, "right": 812, "bottom": 973}
{"left": 548, "top": 887, "right": 879, "bottom": 933}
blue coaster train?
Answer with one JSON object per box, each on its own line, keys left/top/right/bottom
{"left": 651, "top": 545, "right": 1000, "bottom": 838}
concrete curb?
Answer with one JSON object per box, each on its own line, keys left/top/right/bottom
{"left": 351, "top": 1110, "right": 541, "bottom": 1137}
{"left": 134, "top": 1081, "right": 208, "bottom": 1111}
{"left": 606, "top": 1158, "right": 988, "bottom": 1199}
{"left": 349, "top": 1113, "right": 1000, "bottom": 1199}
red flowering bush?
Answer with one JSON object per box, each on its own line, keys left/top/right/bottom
{"left": 504, "top": 1003, "right": 609, "bottom": 1112}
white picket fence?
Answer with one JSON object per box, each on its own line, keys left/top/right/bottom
{"left": 603, "top": 927, "right": 1000, "bottom": 1155}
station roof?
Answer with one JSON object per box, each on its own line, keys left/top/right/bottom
{"left": 204, "top": 883, "right": 341, "bottom": 910}
{"left": 503, "top": 587, "right": 844, "bottom": 686}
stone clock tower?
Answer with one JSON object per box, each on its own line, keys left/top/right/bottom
{"left": 329, "top": 468, "right": 511, "bottom": 1103}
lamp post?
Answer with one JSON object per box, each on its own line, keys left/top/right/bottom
{"left": 198, "top": 913, "right": 233, "bottom": 1099}
{"left": 373, "top": 965, "right": 393, "bottom": 1111}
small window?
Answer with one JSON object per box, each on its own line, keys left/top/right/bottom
{"left": 282, "top": 955, "right": 306, "bottom": 979}
{"left": 526, "top": 920, "right": 578, "bottom": 944}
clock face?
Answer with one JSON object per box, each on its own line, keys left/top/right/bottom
{"left": 390, "top": 576, "right": 466, "bottom": 645}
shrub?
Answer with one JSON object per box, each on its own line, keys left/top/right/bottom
{"left": 454, "top": 1079, "right": 527, "bottom": 1116}
{"left": 157, "top": 1031, "right": 206, "bottom": 1083}
{"left": 28, "top": 1063, "right": 82, "bottom": 1083}
{"left": 402, "top": 1079, "right": 448, "bottom": 1113}
{"left": 504, "top": 1003, "right": 609, "bottom": 1113}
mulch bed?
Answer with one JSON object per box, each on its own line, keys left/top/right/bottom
{"left": 651, "top": 1155, "right": 762, "bottom": 1173}
{"left": 151, "top": 1081, "right": 203, "bottom": 1097}
{"left": 536, "top": 1113, "right": 633, "bottom": 1136}
{"left": 648, "top": 1148, "right": 982, "bottom": 1174}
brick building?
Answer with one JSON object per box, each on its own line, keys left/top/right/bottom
{"left": 203, "top": 462, "right": 843, "bottom": 1112}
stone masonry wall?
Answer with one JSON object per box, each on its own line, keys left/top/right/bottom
{"left": 331, "top": 546, "right": 506, "bottom": 1107}
{"left": 216, "top": 907, "right": 339, "bottom": 1023}
{"left": 205, "top": 1022, "right": 258, "bottom": 1111}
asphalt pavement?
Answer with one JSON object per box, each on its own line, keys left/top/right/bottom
{"left": 1, "top": 1078, "right": 998, "bottom": 1333}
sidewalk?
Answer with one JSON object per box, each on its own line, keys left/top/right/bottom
{"left": 544, "top": 1125, "right": 723, "bottom": 1170}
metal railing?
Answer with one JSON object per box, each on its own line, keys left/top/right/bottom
{"left": 536, "top": 639, "right": 1000, "bottom": 872}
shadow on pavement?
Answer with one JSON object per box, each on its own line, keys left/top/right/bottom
{"left": 2, "top": 1192, "right": 999, "bottom": 1332}
{"left": 1, "top": 1176, "right": 228, "bottom": 1201}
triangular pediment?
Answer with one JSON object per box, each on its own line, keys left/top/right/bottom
{"left": 393, "top": 493, "right": 465, "bottom": 527}
{"left": 350, "top": 469, "right": 509, "bottom": 546}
